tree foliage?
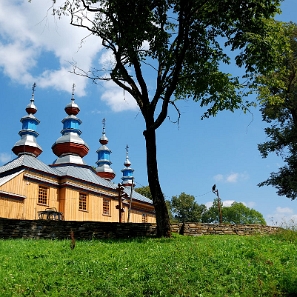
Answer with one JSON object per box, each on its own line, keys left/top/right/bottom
{"left": 201, "top": 198, "right": 222, "bottom": 223}
{"left": 169, "top": 192, "right": 206, "bottom": 222}
{"left": 134, "top": 186, "right": 153, "bottom": 200}
{"left": 47, "top": 0, "right": 284, "bottom": 236}
{"left": 223, "top": 202, "right": 266, "bottom": 225}
{"left": 257, "top": 22, "right": 297, "bottom": 200}
{"left": 201, "top": 199, "right": 266, "bottom": 224}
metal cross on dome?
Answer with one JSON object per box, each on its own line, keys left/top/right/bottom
{"left": 101, "top": 118, "right": 106, "bottom": 135}
{"left": 31, "top": 83, "right": 36, "bottom": 101}
{"left": 71, "top": 83, "right": 76, "bottom": 100}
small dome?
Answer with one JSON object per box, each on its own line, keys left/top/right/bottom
{"left": 65, "top": 99, "right": 80, "bottom": 115}
{"left": 99, "top": 133, "right": 108, "bottom": 145}
{"left": 26, "top": 99, "right": 37, "bottom": 115}
{"left": 124, "top": 157, "right": 131, "bottom": 167}
{"left": 65, "top": 84, "right": 80, "bottom": 115}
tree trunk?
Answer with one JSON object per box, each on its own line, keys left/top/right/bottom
{"left": 144, "top": 127, "right": 171, "bottom": 237}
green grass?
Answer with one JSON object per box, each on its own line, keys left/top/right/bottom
{"left": 0, "top": 231, "right": 297, "bottom": 297}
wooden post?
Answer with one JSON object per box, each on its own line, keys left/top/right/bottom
{"left": 212, "top": 184, "right": 223, "bottom": 224}
{"left": 117, "top": 183, "right": 128, "bottom": 223}
{"left": 117, "top": 183, "right": 123, "bottom": 223}
{"left": 217, "top": 192, "right": 223, "bottom": 224}
{"left": 127, "top": 177, "right": 134, "bottom": 223}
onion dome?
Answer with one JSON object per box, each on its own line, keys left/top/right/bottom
{"left": 12, "top": 83, "right": 42, "bottom": 157}
{"left": 65, "top": 90, "right": 80, "bottom": 115}
{"left": 52, "top": 84, "right": 89, "bottom": 165}
{"left": 95, "top": 119, "right": 115, "bottom": 180}
{"left": 121, "top": 145, "right": 134, "bottom": 186}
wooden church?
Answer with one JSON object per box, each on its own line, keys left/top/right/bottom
{"left": 0, "top": 86, "right": 155, "bottom": 223}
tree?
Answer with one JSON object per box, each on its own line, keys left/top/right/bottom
{"left": 170, "top": 192, "right": 206, "bottom": 222}
{"left": 257, "top": 22, "right": 297, "bottom": 200}
{"left": 165, "top": 200, "right": 175, "bottom": 222}
{"left": 202, "top": 199, "right": 266, "bottom": 224}
{"left": 223, "top": 202, "right": 266, "bottom": 225}
{"left": 47, "top": 0, "right": 284, "bottom": 236}
{"left": 135, "top": 186, "right": 176, "bottom": 220}
{"left": 201, "top": 198, "right": 222, "bottom": 223}
{"left": 134, "top": 186, "right": 153, "bottom": 200}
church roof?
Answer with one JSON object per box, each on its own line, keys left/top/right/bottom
{"left": 124, "top": 188, "right": 152, "bottom": 204}
{"left": 0, "top": 155, "right": 58, "bottom": 176}
{"left": 52, "top": 165, "right": 117, "bottom": 190}
{"left": 0, "top": 170, "right": 24, "bottom": 187}
{"left": 0, "top": 155, "right": 151, "bottom": 204}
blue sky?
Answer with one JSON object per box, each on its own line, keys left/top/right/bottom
{"left": 0, "top": 0, "right": 296, "bottom": 225}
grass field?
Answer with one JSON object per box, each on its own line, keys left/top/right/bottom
{"left": 0, "top": 230, "right": 297, "bottom": 297}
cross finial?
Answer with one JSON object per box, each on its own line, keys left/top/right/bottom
{"left": 102, "top": 118, "right": 106, "bottom": 134}
{"left": 31, "top": 82, "right": 36, "bottom": 102}
{"left": 71, "top": 83, "right": 75, "bottom": 101}
{"left": 125, "top": 144, "right": 129, "bottom": 156}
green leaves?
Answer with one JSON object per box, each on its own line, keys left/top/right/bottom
{"left": 257, "top": 22, "right": 297, "bottom": 200}
{"left": 50, "top": 0, "right": 284, "bottom": 122}
{"left": 202, "top": 199, "right": 266, "bottom": 224}
{"left": 134, "top": 185, "right": 153, "bottom": 200}
{"left": 169, "top": 192, "right": 207, "bottom": 222}
{"left": 223, "top": 202, "right": 266, "bottom": 225}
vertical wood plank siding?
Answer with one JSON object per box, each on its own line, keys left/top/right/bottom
{"left": 0, "top": 170, "right": 156, "bottom": 223}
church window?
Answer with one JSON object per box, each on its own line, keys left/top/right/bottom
{"left": 142, "top": 213, "right": 148, "bottom": 223}
{"left": 79, "top": 193, "right": 87, "bottom": 211}
{"left": 38, "top": 186, "right": 48, "bottom": 205}
{"left": 103, "top": 198, "right": 110, "bottom": 215}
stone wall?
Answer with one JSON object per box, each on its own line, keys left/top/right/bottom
{"left": 0, "top": 218, "right": 157, "bottom": 240}
{"left": 171, "top": 222, "right": 280, "bottom": 236}
{"left": 0, "top": 218, "right": 280, "bottom": 240}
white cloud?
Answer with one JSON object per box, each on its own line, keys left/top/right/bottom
{"left": 0, "top": 0, "right": 103, "bottom": 97}
{"left": 99, "top": 49, "right": 116, "bottom": 71}
{"left": 226, "top": 173, "right": 239, "bottom": 183}
{"left": 0, "top": 153, "right": 11, "bottom": 164}
{"left": 245, "top": 201, "right": 255, "bottom": 208}
{"left": 213, "top": 174, "right": 224, "bottom": 182}
{"left": 205, "top": 200, "right": 236, "bottom": 208}
{"left": 205, "top": 201, "right": 213, "bottom": 209}
{"left": 101, "top": 81, "right": 139, "bottom": 112}
{"left": 91, "top": 109, "right": 102, "bottom": 115}
{"left": 222, "top": 200, "right": 235, "bottom": 207}
{"left": 266, "top": 207, "right": 297, "bottom": 226}
{"left": 205, "top": 199, "right": 256, "bottom": 209}
{"left": 0, "top": 0, "right": 146, "bottom": 112}
{"left": 213, "top": 172, "right": 249, "bottom": 184}
{"left": 276, "top": 206, "right": 293, "bottom": 214}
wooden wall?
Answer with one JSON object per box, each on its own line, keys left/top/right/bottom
{"left": 0, "top": 172, "right": 25, "bottom": 219}
{"left": 0, "top": 198, "right": 24, "bottom": 219}
{"left": 0, "top": 172, "right": 25, "bottom": 196}
{"left": 0, "top": 169, "right": 156, "bottom": 223}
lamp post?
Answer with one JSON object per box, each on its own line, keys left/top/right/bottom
{"left": 212, "top": 184, "right": 223, "bottom": 224}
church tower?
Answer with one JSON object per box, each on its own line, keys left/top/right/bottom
{"left": 95, "top": 119, "right": 115, "bottom": 180}
{"left": 52, "top": 85, "right": 89, "bottom": 165}
{"left": 12, "top": 83, "right": 42, "bottom": 157}
{"left": 121, "top": 145, "right": 134, "bottom": 186}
